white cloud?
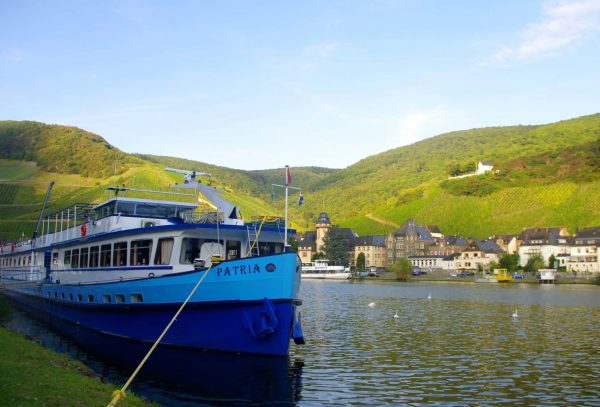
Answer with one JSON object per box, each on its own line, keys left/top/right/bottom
{"left": 480, "top": 0, "right": 600, "bottom": 67}
{"left": 393, "top": 108, "right": 460, "bottom": 146}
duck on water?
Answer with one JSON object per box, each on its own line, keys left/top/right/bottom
{"left": 0, "top": 168, "right": 305, "bottom": 357}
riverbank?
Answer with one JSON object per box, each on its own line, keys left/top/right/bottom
{"left": 0, "top": 326, "right": 154, "bottom": 406}
{"left": 352, "top": 272, "right": 594, "bottom": 284}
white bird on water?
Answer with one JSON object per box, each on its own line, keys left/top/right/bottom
{"left": 427, "top": 292, "right": 432, "bottom": 300}
{"left": 368, "top": 302, "right": 376, "bottom": 308}
{"left": 393, "top": 311, "right": 399, "bottom": 319}
{"left": 512, "top": 309, "right": 519, "bottom": 318}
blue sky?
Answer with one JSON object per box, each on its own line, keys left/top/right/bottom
{"left": 1, "top": 1, "right": 600, "bottom": 170}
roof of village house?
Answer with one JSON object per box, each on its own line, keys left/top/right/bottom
{"left": 443, "top": 236, "right": 468, "bottom": 246}
{"left": 519, "top": 227, "right": 569, "bottom": 245}
{"left": 391, "top": 219, "right": 433, "bottom": 240}
{"left": 297, "top": 231, "right": 316, "bottom": 249}
{"left": 491, "top": 234, "right": 517, "bottom": 242}
{"left": 443, "top": 253, "right": 462, "bottom": 260}
{"left": 574, "top": 226, "right": 600, "bottom": 240}
{"left": 352, "top": 235, "right": 386, "bottom": 247}
{"left": 465, "top": 238, "right": 504, "bottom": 253}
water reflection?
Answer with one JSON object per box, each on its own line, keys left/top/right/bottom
{"left": 3, "top": 302, "right": 303, "bottom": 406}
{"left": 3, "top": 280, "right": 600, "bottom": 406}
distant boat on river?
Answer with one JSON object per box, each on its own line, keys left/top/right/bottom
{"left": 301, "top": 260, "right": 351, "bottom": 280}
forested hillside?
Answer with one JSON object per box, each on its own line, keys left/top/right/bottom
{"left": 1, "top": 114, "right": 599, "bottom": 240}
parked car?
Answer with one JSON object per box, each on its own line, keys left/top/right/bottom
{"left": 368, "top": 271, "right": 379, "bottom": 277}
{"left": 513, "top": 273, "right": 524, "bottom": 279}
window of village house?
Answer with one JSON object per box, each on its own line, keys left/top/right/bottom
{"left": 113, "top": 242, "right": 128, "bottom": 266}
{"left": 89, "top": 246, "right": 99, "bottom": 268}
{"left": 80, "top": 248, "right": 89, "bottom": 268}
{"left": 131, "top": 239, "right": 152, "bottom": 266}
{"left": 154, "top": 238, "right": 174, "bottom": 265}
{"left": 100, "top": 244, "right": 112, "bottom": 267}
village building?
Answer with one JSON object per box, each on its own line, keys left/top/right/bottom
{"left": 476, "top": 160, "right": 494, "bottom": 175}
{"left": 517, "top": 227, "right": 570, "bottom": 267}
{"left": 352, "top": 235, "right": 386, "bottom": 270}
{"left": 386, "top": 219, "right": 434, "bottom": 265}
{"left": 296, "top": 212, "right": 357, "bottom": 266}
{"left": 408, "top": 255, "right": 446, "bottom": 271}
{"left": 490, "top": 234, "right": 519, "bottom": 255}
{"left": 428, "top": 235, "right": 468, "bottom": 256}
{"left": 565, "top": 227, "right": 600, "bottom": 273}
{"left": 454, "top": 239, "right": 504, "bottom": 270}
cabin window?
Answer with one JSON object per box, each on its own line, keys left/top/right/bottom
{"left": 136, "top": 203, "right": 169, "bottom": 218}
{"left": 113, "top": 242, "right": 128, "bottom": 267}
{"left": 155, "top": 238, "right": 174, "bottom": 265}
{"left": 102, "top": 295, "right": 112, "bottom": 303}
{"left": 77, "top": 294, "right": 83, "bottom": 302}
{"left": 80, "top": 248, "right": 89, "bottom": 268}
{"left": 69, "top": 293, "right": 74, "bottom": 301}
{"left": 88, "top": 294, "right": 94, "bottom": 302}
{"left": 95, "top": 202, "right": 115, "bottom": 219}
{"left": 256, "top": 242, "right": 284, "bottom": 255}
{"left": 71, "top": 249, "right": 80, "bottom": 269}
{"left": 64, "top": 250, "right": 71, "bottom": 267}
{"left": 52, "top": 252, "right": 59, "bottom": 265}
{"left": 131, "top": 240, "right": 152, "bottom": 266}
{"left": 115, "top": 202, "right": 135, "bottom": 216}
{"left": 89, "top": 246, "right": 99, "bottom": 268}
{"left": 179, "top": 238, "right": 220, "bottom": 264}
{"left": 226, "top": 240, "right": 241, "bottom": 260}
{"left": 130, "top": 294, "right": 143, "bottom": 303}
{"left": 115, "top": 294, "right": 125, "bottom": 303}
{"left": 100, "top": 244, "right": 112, "bottom": 267}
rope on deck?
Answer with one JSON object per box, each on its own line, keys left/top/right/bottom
{"left": 106, "top": 263, "right": 214, "bottom": 407}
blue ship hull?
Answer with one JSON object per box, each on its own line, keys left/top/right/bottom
{"left": 3, "top": 252, "right": 303, "bottom": 356}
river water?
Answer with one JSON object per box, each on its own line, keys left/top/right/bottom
{"left": 3, "top": 280, "right": 600, "bottom": 406}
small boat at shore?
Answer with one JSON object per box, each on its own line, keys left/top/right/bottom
{"left": 0, "top": 169, "right": 304, "bottom": 356}
{"left": 301, "top": 259, "right": 351, "bottom": 280}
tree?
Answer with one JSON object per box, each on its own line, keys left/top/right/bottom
{"left": 524, "top": 254, "right": 545, "bottom": 273}
{"left": 499, "top": 253, "right": 520, "bottom": 273}
{"left": 322, "top": 228, "right": 350, "bottom": 266}
{"left": 356, "top": 252, "right": 366, "bottom": 272}
{"left": 287, "top": 235, "right": 298, "bottom": 252}
{"left": 488, "top": 260, "right": 498, "bottom": 272}
{"left": 548, "top": 254, "right": 556, "bottom": 269}
{"left": 388, "top": 257, "right": 412, "bottom": 281}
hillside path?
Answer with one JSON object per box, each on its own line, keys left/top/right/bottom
{"left": 365, "top": 213, "right": 400, "bottom": 229}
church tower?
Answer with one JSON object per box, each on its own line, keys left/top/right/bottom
{"left": 315, "top": 212, "right": 332, "bottom": 254}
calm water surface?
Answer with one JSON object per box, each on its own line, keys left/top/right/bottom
{"left": 3, "top": 281, "right": 600, "bottom": 406}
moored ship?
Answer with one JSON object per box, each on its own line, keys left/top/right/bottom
{"left": 0, "top": 169, "right": 304, "bottom": 356}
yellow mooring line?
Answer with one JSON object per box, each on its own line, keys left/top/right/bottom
{"left": 107, "top": 264, "right": 214, "bottom": 407}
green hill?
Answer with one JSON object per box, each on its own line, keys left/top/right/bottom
{"left": 1, "top": 114, "right": 599, "bottom": 240}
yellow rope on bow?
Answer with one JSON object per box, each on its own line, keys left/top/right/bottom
{"left": 106, "top": 263, "right": 214, "bottom": 407}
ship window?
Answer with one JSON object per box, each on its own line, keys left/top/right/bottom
{"left": 256, "top": 242, "right": 284, "bottom": 255}
{"left": 130, "top": 294, "right": 143, "bottom": 303}
{"left": 155, "top": 238, "right": 174, "bottom": 265}
{"left": 115, "top": 294, "right": 125, "bottom": 303}
{"left": 100, "top": 244, "right": 112, "bottom": 267}
{"left": 115, "top": 202, "right": 135, "bottom": 216}
{"left": 103, "top": 295, "right": 112, "bottom": 303}
{"left": 89, "top": 246, "right": 99, "bottom": 268}
{"left": 47, "top": 291, "right": 50, "bottom": 298}
{"left": 80, "top": 248, "right": 89, "bottom": 268}
{"left": 52, "top": 252, "right": 59, "bottom": 265}
{"left": 78, "top": 294, "right": 83, "bottom": 302}
{"left": 88, "top": 294, "right": 94, "bottom": 302}
{"left": 226, "top": 240, "right": 241, "bottom": 260}
{"left": 71, "top": 249, "right": 80, "bottom": 269}
{"left": 113, "top": 242, "right": 128, "bottom": 267}
{"left": 64, "top": 250, "right": 71, "bottom": 267}
{"left": 69, "top": 293, "right": 74, "bottom": 301}
{"left": 54, "top": 291, "right": 58, "bottom": 298}
{"left": 180, "top": 238, "right": 220, "bottom": 264}
{"left": 131, "top": 240, "right": 152, "bottom": 266}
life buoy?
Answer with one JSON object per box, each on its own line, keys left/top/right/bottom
{"left": 80, "top": 223, "right": 87, "bottom": 237}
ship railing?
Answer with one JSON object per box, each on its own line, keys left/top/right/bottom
{"left": 0, "top": 266, "right": 45, "bottom": 284}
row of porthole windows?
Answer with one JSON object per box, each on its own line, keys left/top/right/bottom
{"left": 47, "top": 291, "right": 144, "bottom": 304}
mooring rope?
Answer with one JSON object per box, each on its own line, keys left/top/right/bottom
{"left": 107, "top": 263, "right": 214, "bottom": 407}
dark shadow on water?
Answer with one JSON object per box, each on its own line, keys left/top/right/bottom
{"left": 1, "top": 295, "right": 304, "bottom": 406}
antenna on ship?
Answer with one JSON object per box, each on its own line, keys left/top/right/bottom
{"left": 272, "top": 166, "right": 301, "bottom": 250}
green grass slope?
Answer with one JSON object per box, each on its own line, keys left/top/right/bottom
{"left": 292, "top": 113, "right": 600, "bottom": 236}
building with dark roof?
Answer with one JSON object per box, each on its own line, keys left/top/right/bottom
{"left": 517, "top": 227, "right": 570, "bottom": 267}
{"left": 386, "top": 219, "right": 434, "bottom": 264}
{"left": 352, "top": 235, "right": 386, "bottom": 270}
{"left": 454, "top": 238, "right": 504, "bottom": 270}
